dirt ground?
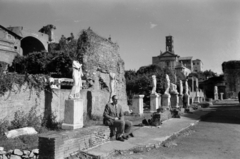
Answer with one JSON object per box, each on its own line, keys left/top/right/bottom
{"left": 113, "top": 102, "right": 240, "bottom": 159}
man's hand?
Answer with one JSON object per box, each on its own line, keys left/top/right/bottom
{"left": 114, "top": 117, "right": 119, "bottom": 120}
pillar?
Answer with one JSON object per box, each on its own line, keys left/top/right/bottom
{"left": 132, "top": 95, "right": 144, "bottom": 115}
{"left": 62, "top": 99, "right": 84, "bottom": 130}
{"left": 220, "top": 93, "right": 224, "bottom": 100}
{"left": 150, "top": 93, "right": 159, "bottom": 112}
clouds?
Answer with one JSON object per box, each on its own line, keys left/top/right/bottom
{"left": 150, "top": 22, "right": 157, "bottom": 29}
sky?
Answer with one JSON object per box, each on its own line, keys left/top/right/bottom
{"left": 1, "top": 0, "right": 240, "bottom": 74}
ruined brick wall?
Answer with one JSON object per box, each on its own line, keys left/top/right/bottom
{"left": 222, "top": 61, "right": 240, "bottom": 98}
{"left": 77, "top": 29, "right": 128, "bottom": 114}
{"left": 39, "top": 125, "right": 110, "bottom": 159}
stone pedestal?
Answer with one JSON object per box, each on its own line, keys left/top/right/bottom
{"left": 162, "top": 94, "right": 171, "bottom": 109}
{"left": 170, "top": 94, "right": 179, "bottom": 109}
{"left": 214, "top": 93, "right": 218, "bottom": 100}
{"left": 62, "top": 99, "right": 83, "bottom": 130}
{"left": 220, "top": 93, "right": 224, "bottom": 100}
{"left": 132, "top": 95, "right": 144, "bottom": 115}
{"left": 150, "top": 93, "right": 159, "bottom": 112}
{"left": 158, "top": 94, "right": 162, "bottom": 108}
{"left": 183, "top": 94, "right": 190, "bottom": 107}
{"left": 179, "top": 95, "right": 183, "bottom": 107}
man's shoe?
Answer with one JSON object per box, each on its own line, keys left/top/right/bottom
{"left": 116, "top": 137, "right": 125, "bottom": 142}
{"left": 129, "top": 133, "right": 134, "bottom": 137}
{"left": 122, "top": 135, "right": 129, "bottom": 140}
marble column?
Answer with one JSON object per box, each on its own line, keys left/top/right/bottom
{"left": 132, "top": 95, "right": 144, "bottom": 115}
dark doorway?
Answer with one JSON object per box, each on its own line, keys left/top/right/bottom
{"left": 21, "top": 36, "right": 45, "bottom": 55}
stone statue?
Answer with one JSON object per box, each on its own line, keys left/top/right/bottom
{"left": 39, "top": 24, "right": 56, "bottom": 42}
{"left": 214, "top": 86, "right": 218, "bottom": 94}
{"left": 170, "top": 83, "right": 178, "bottom": 95}
{"left": 151, "top": 75, "right": 157, "bottom": 94}
{"left": 164, "top": 74, "right": 170, "bottom": 95}
{"left": 69, "top": 60, "right": 83, "bottom": 99}
{"left": 179, "top": 80, "right": 183, "bottom": 95}
{"left": 109, "top": 72, "right": 116, "bottom": 103}
{"left": 185, "top": 79, "right": 189, "bottom": 95}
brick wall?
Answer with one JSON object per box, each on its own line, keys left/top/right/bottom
{"left": 0, "top": 84, "right": 123, "bottom": 122}
{"left": 39, "top": 126, "right": 110, "bottom": 159}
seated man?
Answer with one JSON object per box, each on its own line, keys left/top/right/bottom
{"left": 103, "top": 95, "right": 133, "bottom": 141}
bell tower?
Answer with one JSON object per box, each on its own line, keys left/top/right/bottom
{"left": 166, "top": 36, "right": 174, "bottom": 53}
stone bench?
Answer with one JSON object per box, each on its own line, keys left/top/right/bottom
{"left": 39, "top": 125, "right": 110, "bottom": 159}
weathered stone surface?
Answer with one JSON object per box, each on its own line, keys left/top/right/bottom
{"left": 9, "top": 155, "right": 22, "bottom": 159}
{"left": 29, "top": 151, "right": 34, "bottom": 158}
{"left": 0, "top": 147, "right": 4, "bottom": 151}
{"left": 77, "top": 29, "right": 128, "bottom": 115}
{"left": 32, "top": 149, "right": 39, "bottom": 154}
{"left": 2, "top": 154, "right": 8, "bottom": 159}
{"left": 5, "top": 127, "right": 37, "bottom": 139}
{"left": 13, "top": 149, "right": 23, "bottom": 156}
{"left": 23, "top": 150, "right": 30, "bottom": 155}
{"left": 0, "top": 150, "right": 6, "bottom": 155}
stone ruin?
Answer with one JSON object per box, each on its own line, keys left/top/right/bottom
{"left": 222, "top": 60, "right": 240, "bottom": 98}
{"left": 77, "top": 28, "right": 128, "bottom": 117}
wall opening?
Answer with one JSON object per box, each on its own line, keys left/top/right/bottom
{"left": 21, "top": 36, "right": 46, "bottom": 55}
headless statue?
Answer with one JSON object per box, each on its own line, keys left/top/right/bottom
{"left": 164, "top": 74, "right": 170, "bottom": 95}
{"left": 179, "top": 80, "right": 183, "bottom": 95}
{"left": 151, "top": 75, "right": 157, "bottom": 94}
{"left": 185, "top": 79, "right": 189, "bottom": 95}
{"left": 109, "top": 72, "right": 116, "bottom": 103}
{"left": 68, "top": 60, "right": 83, "bottom": 99}
{"left": 214, "top": 86, "right": 218, "bottom": 94}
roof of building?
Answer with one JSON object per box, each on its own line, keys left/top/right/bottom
{"left": 179, "top": 56, "right": 193, "bottom": 60}
{"left": 193, "top": 59, "right": 201, "bottom": 61}
{"left": 159, "top": 51, "right": 180, "bottom": 57}
{"left": 0, "top": 25, "right": 22, "bottom": 39}
{"left": 7, "top": 26, "right": 23, "bottom": 37}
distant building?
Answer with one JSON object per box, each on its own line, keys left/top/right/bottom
{"left": 152, "top": 35, "right": 203, "bottom": 73}
{"left": 192, "top": 59, "right": 203, "bottom": 72}
{"left": 179, "top": 56, "right": 193, "bottom": 71}
{"left": 152, "top": 36, "right": 180, "bottom": 70}
{"left": 0, "top": 25, "right": 50, "bottom": 72}
{"left": 0, "top": 25, "right": 22, "bottom": 72}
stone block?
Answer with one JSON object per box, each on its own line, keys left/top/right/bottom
{"left": 132, "top": 95, "right": 144, "bottom": 115}
{"left": 5, "top": 127, "right": 37, "bottom": 139}
{"left": 62, "top": 99, "right": 83, "bottom": 130}
{"left": 179, "top": 95, "right": 183, "bottom": 107}
{"left": 170, "top": 94, "right": 179, "bottom": 109}
{"left": 158, "top": 95, "right": 161, "bottom": 108}
{"left": 150, "top": 94, "right": 159, "bottom": 112}
{"left": 162, "top": 94, "right": 171, "bottom": 109}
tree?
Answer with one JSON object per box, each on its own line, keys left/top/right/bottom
{"left": 125, "top": 64, "right": 176, "bottom": 106}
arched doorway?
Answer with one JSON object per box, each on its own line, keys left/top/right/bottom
{"left": 21, "top": 36, "right": 46, "bottom": 56}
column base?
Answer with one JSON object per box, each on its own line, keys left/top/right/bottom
{"left": 62, "top": 123, "right": 83, "bottom": 130}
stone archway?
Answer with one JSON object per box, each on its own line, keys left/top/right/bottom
{"left": 21, "top": 36, "right": 46, "bottom": 56}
